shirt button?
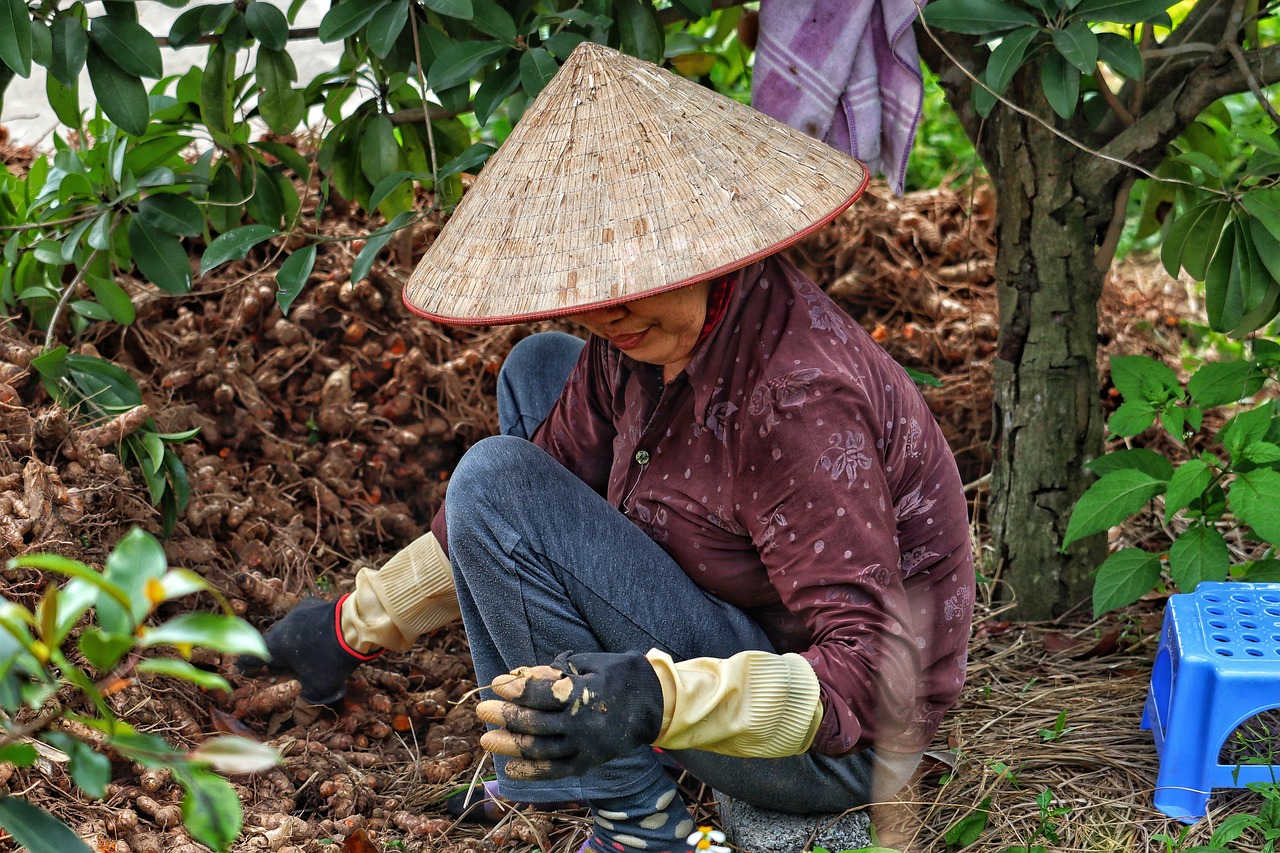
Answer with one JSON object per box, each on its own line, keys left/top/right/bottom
{"left": 635, "top": 450, "right": 651, "bottom": 465}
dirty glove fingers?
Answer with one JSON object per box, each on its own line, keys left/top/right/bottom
{"left": 479, "top": 727, "right": 575, "bottom": 760}
{"left": 491, "top": 671, "right": 579, "bottom": 711}
{"left": 476, "top": 701, "right": 571, "bottom": 736}
{"left": 503, "top": 757, "right": 582, "bottom": 781}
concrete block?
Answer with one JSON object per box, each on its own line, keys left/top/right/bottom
{"left": 714, "top": 791, "right": 872, "bottom": 853}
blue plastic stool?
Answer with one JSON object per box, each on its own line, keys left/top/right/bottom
{"left": 1142, "top": 582, "right": 1280, "bottom": 822}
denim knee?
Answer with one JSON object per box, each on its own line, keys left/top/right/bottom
{"left": 445, "top": 435, "right": 547, "bottom": 547}
{"left": 498, "top": 331, "right": 584, "bottom": 390}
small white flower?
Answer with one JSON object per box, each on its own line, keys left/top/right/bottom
{"left": 686, "top": 825, "right": 729, "bottom": 853}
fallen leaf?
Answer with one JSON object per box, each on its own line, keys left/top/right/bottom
{"left": 342, "top": 828, "right": 377, "bottom": 852}
{"left": 209, "top": 707, "right": 258, "bottom": 738}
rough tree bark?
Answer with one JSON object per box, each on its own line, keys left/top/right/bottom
{"left": 981, "top": 106, "right": 1115, "bottom": 619}
{"left": 916, "top": 2, "right": 1280, "bottom": 620}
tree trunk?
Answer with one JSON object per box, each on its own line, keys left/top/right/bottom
{"left": 981, "top": 111, "right": 1116, "bottom": 620}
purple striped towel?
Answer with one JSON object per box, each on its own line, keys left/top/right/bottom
{"left": 752, "top": 0, "right": 926, "bottom": 194}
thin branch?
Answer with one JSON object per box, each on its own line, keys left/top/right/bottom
{"left": 389, "top": 105, "right": 456, "bottom": 125}
{"left": 0, "top": 207, "right": 102, "bottom": 233}
{"left": 916, "top": 14, "right": 1219, "bottom": 194}
{"left": 1140, "top": 42, "right": 1218, "bottom": 60}
{"left": 1094, "top": 63, "right": 1135, "bottom": 127}
{"left": 1094, "top": 174, "right": 1136, "bottom": 274}
{"left": 155, "top": 26, "right": 320, "bottom": 48}
{"left": 1227, "top": 41, "right": 1280, "bottom": 127}
{"left": 1085, "top": 43, "right": 1280, "bottom": 187}
{"left": 45, "top": 243, "right": 107, "bottom": 352}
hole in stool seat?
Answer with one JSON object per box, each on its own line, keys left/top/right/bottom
{"left": 1219, "top": 708, "right": 1280, "bottom": 765}
{"left": 1217, "top": 649, "right": 1235, "bottom": 656}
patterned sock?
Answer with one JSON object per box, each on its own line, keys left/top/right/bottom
{"left": 582, "top": 775, "right": 696, "bottom": 852}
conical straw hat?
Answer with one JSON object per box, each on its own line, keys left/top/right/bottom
{"left": 404, "top": 41, "right": 869, "bottom": 325}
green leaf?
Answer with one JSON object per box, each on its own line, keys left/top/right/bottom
{"left": 943, "top": 797, "right": 992, "bottom": 846}
{"left": 318, "top": 0, "right": 390, "bottom": 42}
{"left": 1107, "top": 401, "right": 1156, "bottom": 437}
{"left": 615, "top": 0, "right": 664, "bottom": 63}
{"left": 200, "top": 44, "right": 232, "bottom": 138}
{"left": 1050, "top": 20, "right": 1097, "bottom": 75}
{"left": 1062, "top": 468, "right": 1165, "bottom": 548}
{"left": 1242, "top": 440, "right": 1280, "bottom": 465}
{"left": 128, "top": 216, "right": 192, "bottom": 295}
{"left": 167, "top": 5, "right": 209, "bottom": 48}
{"left": 1233, "top": 222, "right": 1280, "bottom": 336}
{"left": 200, "top": 224, "right": 279, "bottom": 275}
{"left": 368, "top": 170, "right": 415, "bottom": 212}
{"left": 1072, "top": 0, "right": 1173, "bottom": 24}
{"left": 137, "top": 658, "right": 232, "bottom": 693}
{"left": 46, "top": 72, "right": 82, "bottom": 127}
{"left": 0, "top": 795, "right": 93, "bottom": 853}
{"left": 275, "top": 244, "right": 315, "bottom": 315}
{"left": 1167, "top": 200, "right": 1235, "bottom": 280}
{"left": 188, "top": 736, "right": 281, "bottom": 774}
{"left": 1096, "top": 32, "right": 1142, "bottom": 79}
{"left": 1204, "top": 217, "right": 1242, "bottom": 331}
{"left": 975, "top": 26, "right": 1040, "bottom": 118}
{"left": 1039, "top": 50, "right": 1079, "bottom": 119}
{"left": 1187, "top": 360, "right": 1265, "bottom": 408}
{"left": 255, "top": 48, "right": 304, "bottom": 134}
{"left": 87, "top": 44, "right": 149, "bottom": 136}
{"left": 1231, "top": 468, "right": 1280, "bottom": 545}
{"left": 48, "top": 17, "right": 88, "bottom": 88}
{"left": 137, "top": 194, "right": 203, "bottom": 238}
{"left": 366, "top": 0, "right": 407, "bottom": 58}
{"left": 1168, "top": 523, "right": 1228, "bottom": 593}
{"left": 351, "top": 211, "right": 412, "bottom": 284}
{"left": 89, "top": 15, "right": 162, "bottom": 78}
{"left": 360, "top": 114, "right": 399, "bottom": 188}
{"left": 99, "top": 527, "right": 169, "bottom": 634}
{"left": 1092, "top": 548, "right": 1162, "bottom": 617}
{"left": 422, "top": 0, "right": 473, "bottom": 18}
{"left": 473, "top": 58, "right": 520, "bottom": 126}
{"left": 78, "top": 625, "right": 135, "bottom": 672}
{"left": 40, "top": 732, "right": 110, "bottom": 798}
{"left": 1165, "top": 458, "right": 1214, "bottom": 521}
{"left": 30, "top": 16, "right": 49, "bottom": 69}
{"left": 519, "top": 47, "right": 558, "bottom": 100}
{"left": 84, "top": 276, "right": 133, "bottom": 324}
{"left": 922, "top": 0, "right": 1039, "bottom": 34}
{"left": 176, "top": 767, "right": 242, "bottom": 853}
{"left": 1172, "top": 151, "right": 1223, "bottom": 181}
{"left": 1238, "top": 559, "right": 1280, "bottom": 582}
{"left": 1239, "top": 188, "right": 1280, "bottom": 235}
{"left": 0, "top": 0, "right": 32, "bottom": 77}
{"left": 428, "top": 39, "right": 507, "bottom": 92}
{"left": 1249, "top": 213, "right": 1280, "bottom": 284}
{"left": 109, "top": 731, "right": 182, "bottom": 768}
{"left": 1084, "top": 447, "right": 1173, "bottom": 481}
{"left": 140, "top": 613, "right": 269, "bottom": 658}
{"left": 1109, "top": 354, "right": 1179, "bottom": 403}
{"left": 439, "top": 143, "right": 496, "bottom": 180}
{"left": 469, "top": 0, "right": 517, "bottom": 43}
{"left": 244, "top": 1, "right": 288, "bottom": 50}
{"left": 0, "top": 743, "right": 37, "bottom": 766}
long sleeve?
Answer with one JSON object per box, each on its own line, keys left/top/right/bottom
{"left": 646, "top": 649, "right": 823, "bottom": 757}
{"left": 341, "top": 531, "right": 459, "bottom": 652}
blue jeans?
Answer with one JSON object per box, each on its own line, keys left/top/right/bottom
{"left": 450, "top": 332, "right": 902, "bottom": 813}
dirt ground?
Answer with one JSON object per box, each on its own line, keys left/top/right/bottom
{"left": 0, "top": 140, "right": 1227, "bottom": 853}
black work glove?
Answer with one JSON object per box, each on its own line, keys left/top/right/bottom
{"left": 475, "top": 651, "right": 665, "bottom": 780}
{"left": 236, "top": 595, "right": 380, "bottom": 705}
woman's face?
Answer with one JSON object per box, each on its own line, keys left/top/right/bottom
{"left": 567, "top": 281, "right": 710, "bottom": 382}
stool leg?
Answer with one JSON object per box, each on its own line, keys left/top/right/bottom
{"left": 1151, "top": 661, "right": 1213, "bottom": 823}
